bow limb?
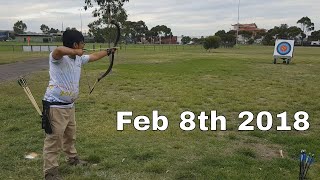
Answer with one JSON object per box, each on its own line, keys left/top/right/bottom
{"left": 89, "top": 20, "right": 120, "bottom": 94}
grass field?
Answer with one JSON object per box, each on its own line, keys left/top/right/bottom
{"left": 0, "top": 41, "right": 200, "bottom": 65}
{"left": 0, "top": 45, "right": 320, "bottom": 179}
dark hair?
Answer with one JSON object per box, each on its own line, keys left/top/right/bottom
{"left": 62, "top": 30, "right": 84, "bottom": 48}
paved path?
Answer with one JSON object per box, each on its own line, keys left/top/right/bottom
{"left": 0, "top": 58, "right": 48, "bottom": 82}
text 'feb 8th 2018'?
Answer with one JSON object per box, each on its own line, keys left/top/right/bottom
{"left": 116, "top": 111, "right": 310, "bottom": 131}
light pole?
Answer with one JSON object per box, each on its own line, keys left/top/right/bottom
{"left": 236, "top": 0, "right": 240, "bottom": 46}
{"left": 79, "top": 8, "right": 83, "bottom": 33}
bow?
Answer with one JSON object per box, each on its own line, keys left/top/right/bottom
{"left": 89, "top": 20, "right": 121, "bottom": 94}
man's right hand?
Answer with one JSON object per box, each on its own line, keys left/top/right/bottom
{"left": 74, "top": 49, "right": 84, "bottom": 56}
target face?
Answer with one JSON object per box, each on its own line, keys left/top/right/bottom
{"left": 276, "top": 42, "right": 291, "bottom": 55}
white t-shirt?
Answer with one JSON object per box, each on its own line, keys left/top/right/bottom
{"left": 43, "top": 52, "right": 90, "bottom": 108}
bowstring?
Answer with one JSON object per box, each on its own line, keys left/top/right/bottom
{"left": 87, "top": 4, "right": 113, "bottom": 94}
{"left": 83, "top": 63, "right": 92, "bottom": 92}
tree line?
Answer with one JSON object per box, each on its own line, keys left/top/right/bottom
{"left": 8, "top": 0, "right": 320, "bottom": 50}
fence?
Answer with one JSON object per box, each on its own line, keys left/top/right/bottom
{"left": 0, "top": 44, "right": 204, "bottom": 52}
{"left": 22, "top": 45, "right": 58, "bottom": 52}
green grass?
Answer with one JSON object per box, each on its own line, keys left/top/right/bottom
{"left": 1, "top": 45, "right": 320, "bottom": 179}
{"left": 0, "top": 41, "right": 200, "bottom": 64}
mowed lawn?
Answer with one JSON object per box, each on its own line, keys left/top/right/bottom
{"left": 0, "top": 45, "right": 320, "bottom": 179}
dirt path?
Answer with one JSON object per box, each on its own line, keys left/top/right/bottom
{"left": 0, "top": 58, "right": 48, "bottom": 82}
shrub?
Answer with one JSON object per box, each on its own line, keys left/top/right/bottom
{"left": 203, "top": 36, "right": 221, "bottom": 50}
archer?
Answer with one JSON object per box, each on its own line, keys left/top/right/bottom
{"left": 42, "top": 29, "right": 117, "bottom": 180}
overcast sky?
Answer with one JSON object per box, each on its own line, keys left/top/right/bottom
{"left": 1, "top": 0, "right": 319, "bottom": 37}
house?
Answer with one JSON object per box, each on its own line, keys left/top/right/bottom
{"left": 232, "top": 23, "right": 266, "bottom": 36}
{"left": 160, "top": 36, "right": 177, "bottom": 44}
{"left": 231, "top": 23, "right": 266, "bottom": 44}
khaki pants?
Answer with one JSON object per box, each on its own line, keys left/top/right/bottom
{"left": 43, "top": 107, "right": 77, "bottom": 174}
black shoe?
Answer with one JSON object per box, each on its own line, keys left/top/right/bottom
{"left": 67, "top": 156, "right": 88, "bottom": 166}
{"left": 45, "top": 167, "right": 62, "bottom": 180}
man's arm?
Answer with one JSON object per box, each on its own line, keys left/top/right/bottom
{"left": 52, "top": 46, "right": 84, "bottom": 60}
{"left": 88, "top": 50, "right": 109, "bottom": 62}
{"left": 88, "top": 48, "right": 116, "bottom": 62}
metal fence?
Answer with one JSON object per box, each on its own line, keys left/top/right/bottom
{"left": 0, "top": 44, "right": 204, "bottom": 52}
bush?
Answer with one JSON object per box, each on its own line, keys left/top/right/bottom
{"left": 203, "top": 36, "right": 221, "bottom": 50}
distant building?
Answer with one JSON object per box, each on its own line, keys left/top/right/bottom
{"left": 231, "top": 23, "right": 266, "bottom": 44}
{"left": 16, "top": 33, "right": 53, "bottom": 43}
{"left": 160, "top": 36, "right": 178, "bottom": 44}
{"left": 0, "top": 30, "right": 14, "bottom": 41}
{"left": 177, "top": 36, "right": 182, "bottom": 44}
{"left": 14, "top": 31, "right": 111, "bottom": 43}
{"left": 232, "top": 23, "right": 266, "bottom": 36}
{"left": 311, "top": 40, "right": 320, "bottom": 46}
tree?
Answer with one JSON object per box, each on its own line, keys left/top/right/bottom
{"left": 215, "top": 30, "right": 227, "bottom": 38}
{"left": 215, "top": 30, "right": 228, "bottom": 44}
{"left": 262, "top": 33, "right": 275, "bottom": 46}
{"left": 150, "top": 25, "right": 172, "bottom": 43}
{"left": 181, "top": 36, "right": 191, "bottom": 44}
{"left": 145, "top": 29, "right": 158, "bottom": 44}
{"left": 122, "top": 21, "right": 134, "bottom": 43}
{"left": 215, "top": 30, "right": 236, "bottom": 46}
{"left": 121, "top": 20, "right": 148, "bottom": 43}
{"left": 287, "top": 26, "right": 303, "bottom": 39}
{"left": 191, "top": 37, "right": 205, "bottom": 44}
{"left": 49, "top": 28, "right": 60, "bottom": 33}
{"left": 88, "top": 19, "right": 107, "bottom": 43}
{"left": 297, "top": 17, "right": 314, "bottom": 44}
{"left": 40, "top": 24, "right": 50, "bottom": 34}
{"left": 66, "top": 27, "right": 78, "bottom": 31}
{"left": 248, "top": 38, "right": 254, "bottom": 44}
{"left": 13, "top": 20, "right": 27, "bottom": 34}
{"left": 261, "top": 24, "right": 304, "bottom": 45}
{"left": 239, "top": 30, "right": 253, "bottom": 40}
{"left": 297, "top": 16, "right": 314, "bottom": 34}
{"left": 309, "top": 30, "right": 320, "bottom": 41}
{"left": 254, "top": 31, "right": 267, "bottom": 40}
{"left": 262, "top": 26, "right": 286, "bottom": 45}
{"left": 270, "top": 24, "right": 290, "bottom": 39}
{"left": 84, "top": 0, "right": 129, "bottom": 24}
{"left": 85, "top": 0, "right": 129, "bottom": 43}
{"left": 203, "top": 36, "right": 221, "bottom": 50}
{"left": 88, "top": 19, "right": 119, "bottom": 43}
{"left": 134, "top": 20, "right": 148, "bottom": 43}
{"left": 84, "top": 0, "right": 129, "bottom": 17}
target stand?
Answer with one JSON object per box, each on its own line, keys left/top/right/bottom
{"left": 273, "top": 39, "right": 295, "bottom": 64}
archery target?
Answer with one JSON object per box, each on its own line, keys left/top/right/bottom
{"left": 277, "top": 42, "right": 291, "bottom": 55}
{"left": 273, "top": 39, "right": 294, "bottom": 57}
